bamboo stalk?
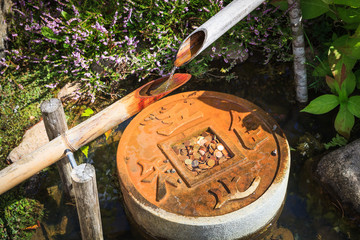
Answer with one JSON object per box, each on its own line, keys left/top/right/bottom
{"left": 174, "top": 0, "right": 266, "bottom": 67}
{"left": 0, "top": 74, "right": 191, "bottom": 195}
{"left": 288, "top": 0, "right": 308, "bottom": 103}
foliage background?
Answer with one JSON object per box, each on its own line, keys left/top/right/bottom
{"left": 0, "top": 0, "right": 291, "bottom": 167}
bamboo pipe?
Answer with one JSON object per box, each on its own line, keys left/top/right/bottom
{"left": 0, "top": 73, "right": 191, "bottom": 195}
{"left": 174, "top": 0, "right": 265, "bottom": 67}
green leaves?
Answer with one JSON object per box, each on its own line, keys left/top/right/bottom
{"left": 348, "top": 95, "right": 360, "bottom": 118}
{"left": 324, "top": 134, "right": 348, "bottom": 149}
{"left": 337, "top": 6, "right": 360, "bottom": 24}
{"left": 80, "top": 145, "right": 89, "bottom": 158}
{"left": 334, "top": 0, "right": 360, "bottom": 8}
{"left": 302, "top": 93, "right": 359, "bottom": 139}
{"left": 333, "top": 35, "right": 360, "bottom": 60}
{"left": 335, "top": 103, "right": 354, "bottom": 139}
{"left": 301, "top": 94, "right": 339, "bottom": 114}
{"left": 343, "top": 71, "right": 356, "bottom": 96}
{"left": 301, "top": 0, "right": 329, "bottom": 19}
{"left": 41, "top": 27, "right": 63, "bottom": 41}
{"left": 81, "top": 107, "right": 94, "bottom": 117}
{"left": 61, "top": 11, "right": 71, "bottom": 21}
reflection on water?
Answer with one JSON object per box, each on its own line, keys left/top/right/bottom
{"left": 33, "top": 57, "right": 360, "bottom": 240}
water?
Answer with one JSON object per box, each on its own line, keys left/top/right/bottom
{"left": 31, "top": 55, "right": 360, "bottom": 239}
{"left": 165, "top": 66, "right": 178, "bottom": 92}
{"left": 148, "top": 66, "right": 177, "bottom": 95}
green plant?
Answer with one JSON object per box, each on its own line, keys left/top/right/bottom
{"left": 0, "top": 186, "right": 44, "bottom": 240}
{"left": 302, "top": 63, "right": 360, "bottom": 138}
{"left": 3, "top": 198, "right": 43, "bottom": 240}
{"left": 299, "top": 0, "right": 360, "bottom": 138}
{"left": 324, "top": 134, "right": 348, "bottom": 149}
{"left": 0, "top": 217, "right": 9, "bottom": 239}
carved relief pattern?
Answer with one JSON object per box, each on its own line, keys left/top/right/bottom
{"left": 230, "top": 110, "right": 268, "bottom": 150}
{"left": 155, "top": 103, "right": 203, "bottom": 136}
{"left": 209, "top": 176, "right": 261, "bottom": 209}
{"left": 138, "top": 158, "right": 178, "bottom": 202}
{"left": 135, "top": 101, "right": 205, "bottom": 203}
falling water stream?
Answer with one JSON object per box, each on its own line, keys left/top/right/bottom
{"left": 166, "top": 66, "right": 178, "bottom": 91}
{"left": 148, "top": 66, "right": 178, "bottom": 95}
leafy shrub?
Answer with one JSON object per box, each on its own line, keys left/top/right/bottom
{"left": 302, "top": 64, "right": 360, "bottom": 138}
{"left": 300, "top": 0, "right": 360, "bottom": 138}
{"left": 3, "top": 198, "right": 43, "bottom": 240}
{"left": 1, "top": 0, "right": 291, "bottom": 100}
{"left": 0, "top": 187, "right": 44, "bottom": 240}
{"left": 0, "top": 217, "right": 9, "bottom": 239}
{"left": 0, "top": 0, "right": 292, "bottom": 164}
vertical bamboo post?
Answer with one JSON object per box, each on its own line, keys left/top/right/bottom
{"left": 40, "top": 98, "right": 74, "bottom": 198}
{"left": 71, "top": 163, "right": 103, "bottom": 240}
{"left": 288, "top": 0, "right": 308, "bottom": 103}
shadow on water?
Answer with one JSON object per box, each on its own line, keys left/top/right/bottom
{"left": 32, "top": 53, "right": 360, "bottom": 239}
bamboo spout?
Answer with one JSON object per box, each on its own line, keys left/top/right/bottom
{"left": 174, "top": 0, "right": 265, "bottom": 67}
{"left": 0, "top": 73, "right": 191, "bottom": 195}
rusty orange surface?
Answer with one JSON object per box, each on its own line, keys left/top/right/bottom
{"left": 117, "top": 91, "right": 289, "bottom": 217}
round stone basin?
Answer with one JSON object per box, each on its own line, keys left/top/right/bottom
{"left": 117, "top": 91, "right": 290, "bottom": 239}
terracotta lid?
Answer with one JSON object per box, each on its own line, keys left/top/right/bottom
{"left": 117, "top": 91, "right": 289, "bottom": 217}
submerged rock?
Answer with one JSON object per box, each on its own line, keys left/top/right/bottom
{"left": 316, "top": 138, "right": 360, "bottom": 213}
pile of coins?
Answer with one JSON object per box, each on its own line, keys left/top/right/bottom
{"left": 172, "top": 130, "right": 231, "bottom": 174}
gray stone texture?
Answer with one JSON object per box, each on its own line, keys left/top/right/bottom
{"left": 317, "top": 138, "right": 360, "bottom": 213}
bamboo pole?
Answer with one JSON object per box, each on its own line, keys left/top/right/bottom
{"left": 71, "top": 163, "right": 103, "bottom": 240}
{"left": 41, "top": 98, "right": 74, "bottom": 198}
{"left": 174, "top": 0, "right": 265, "bottom": 67}
{"left": 288, "top": 0, "right": 308, "bottom": 103}
{"left": 0, "top": 74, "right": 191, "bottom": 195}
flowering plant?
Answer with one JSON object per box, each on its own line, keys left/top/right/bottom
{"left": 1, "top": 0, "right": 292, "bottom": 100}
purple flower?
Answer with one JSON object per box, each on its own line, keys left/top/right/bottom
{"left": 72, "top": 5, "right": 80, "bottom": 16}
{"left": 92, "top": 21, "right": 108, "bottom": 33}
{"left": 45, "top": 83, "right": 59, "bottom": 89}
{"left": 111, "top": 11, "right": 118, "bottom": 27}
{"left": 67, "top": 18, "right": 80, "bottom": 25}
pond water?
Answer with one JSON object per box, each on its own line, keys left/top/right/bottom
{"left": 32, "top": 55, "right": 360, "bottom": 240}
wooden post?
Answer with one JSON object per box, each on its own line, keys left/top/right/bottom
{"left": 0, "top": 0, "right": 12, "bottom": 59}
{"left": 41, "top": 98, "right": 74, "bottom": 198}
{"left": 71, "top": 163, "right": 103, "bottom": 240}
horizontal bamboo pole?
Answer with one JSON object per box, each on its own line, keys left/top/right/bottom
{"left": 0, "top": 74, "right": 191, "bottom": 195}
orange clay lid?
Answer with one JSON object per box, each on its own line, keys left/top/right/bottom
{"left": 117, "top": 91, "right": 289, "bottom": 217}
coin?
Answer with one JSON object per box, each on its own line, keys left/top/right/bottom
{"left": 215, "top": 150, "right": 223, "bottom": 158}
{"left": 185, "top": 158, "right": 192, "bottom": 165}
{"left": 207, "top": 159, "right": 216, "bottom": 168}
{"left": 217, "top": 144, "right": 224, "bottom": 151}
{"left": 191, "top": 160, "right": 199, "bottom": 168}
